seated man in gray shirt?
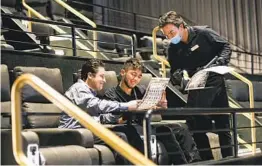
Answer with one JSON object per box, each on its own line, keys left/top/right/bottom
{"left": 58, "top": 59, "right": 140, "bottom": 164}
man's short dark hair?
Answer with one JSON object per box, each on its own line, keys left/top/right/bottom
{"left": 159, "top": 11, "right": 185, "bottom": 28}
{"left": 81, "top": 59, "right": 105, "bottom": 80}
{"left": 123, "top": 58, "right": 143, "bottom": 71}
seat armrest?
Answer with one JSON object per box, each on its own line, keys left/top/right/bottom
{"left": 25, "top": 128, "right": 94, "bottom": 148}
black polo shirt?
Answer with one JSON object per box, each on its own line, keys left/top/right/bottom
{"left": 104, "top": 85, "right": 146, "bottom": 122}
{"left": 104, "top": 85, "right": 145, "bottom": 102}
{"left": 167, "top": 26, "right": 231, "bottom": 78}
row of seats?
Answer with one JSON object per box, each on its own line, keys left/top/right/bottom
{"left": 1, "top": 64, "right": 115, "bottom": 165}
{"left": 1, "top": 129, "right": 111, "bottom": 165}
{"left": 226, "top": 79, "right": 262, "bottom": 108}
{"left": 1, "top": 0, "right": 134, "bottom": 59}
{"left": 95, "top": 31, "right": 133, "bottom": 58}
{"left": 1, "top": 0, "right": 168, "bottom": 61}
{"left": 1, "top": 64, "right": 169, "bottom": 165}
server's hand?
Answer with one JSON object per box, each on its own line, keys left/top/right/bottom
{"left": 171, "top": 69, "right": 183, "bottom": 86}
{"left": 156, "top": 91, "right": 168, "bottom": 109}
{"left": 215, "top": 56, "right": 229, "bottom": 65}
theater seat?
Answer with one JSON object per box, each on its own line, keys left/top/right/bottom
{"left": 97, "top": 32, "right": 116, "bottom": 51}
{"left": 96, "top": 32, "right": 119, "bottom": 59}
{"left": 93, "top": 145, "right": 115, "bottom": 165}
{"left": 25, "top": 0, "right": 50, "bottom": 17}
{"left": 1, "top": 36, "right": 14, "bottom": 50}
{"left": 48, "top": 0, "right": 65, "bottom": 21}
{"left": 97, "top": 71, "right": 118, "bottom": 97}
{"left": 226, "top": 79, "right": 262, "bottom": 108}
{"left": 13, "top": 66, "right": 64, "bottom": 128}
{"left": 1, "top": 64, "right": 11, "bottom": 129}
{"left": 141, "top": 36, "right": 163, "bottom": 48}
{"left": 114, "top": 34, "right": 133, "bottom": 57}
{"left": 1, "top": 130, "right": 94, "bottom": 165}
{"left": 253, "top": 81, "right": 262, "bottom": 108}
{"left": 139, "top": 36, "right": 165, "bottom": 60}
{"left": 138, "top": 73, "right": 152, "bottom": 88}
{"left": 1, "top": 130, "right": 39, "bottom": 165}
{"left": 13, "top": 66, "right": 116, "bottom": 165}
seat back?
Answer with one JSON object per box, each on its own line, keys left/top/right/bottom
{"left": 1, "top": 130, "right": 94, "bottom": 165}
{"left": 13, "top": 66, "right": 64, "bottom": 128}
{"left": 226, "top": 79, "right": 262, "bottom": 108}
{"left": 97, "top": 32, "right": 116, "bottom": 51}
{"left": 253, "top": 81, "right": 262, "bottom": 108}
{"left": 25, "top": 0, "right": 50, "bottom": 17}
{"left": 1, "top": 0, "right": 17, "bottom": 8}
{"left": 1, "top": 64, "right": 11, "bottom": 102}
{"left": 48, "top": 0, "right": 65, "bottom": 20}
{"left": 138, "top": 73, "right": 152, "bottom": 88}
{"left": 1, "top": 130, "right": 39, "bottom": 165}
{"left": 97, "top": 71, "right": 118, "bottom": 97}
{"left": 114, "top": 34, "right": 132, "bottom": 57}
{"left": 1, "top": 64, "right": 11, "bottom": 129}
{"left": 140, "top": 36, "right": 164, "bottom": 49}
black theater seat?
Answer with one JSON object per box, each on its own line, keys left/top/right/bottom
{"left": 25, "top": 0, "right": 50, "bottom": 17}
{"left": 96, "top": 31, "right": 119, "bottom": 59}
{"left": 1, "top": 64, "right": 12, "bottom": 129}
{"left": 48, "top": 0, "right": 66, "bottom": 21}
{"left": 139, "top": 36, "right": 165, "bottom": 60}
{"left": 115, "top": 33, "right": 133, "bottom": 57}
{"left": 12, "top": 66, "right": 116, "bottom": 165}
{"left": 1, "top": 65, "right": 99, "bottom": 165}
{"left": 226, "top": 79, "right": 262, "bottom": 108}
{"left": 98, "top": 71, "right": 119, "bottom": 97}
{"left": 1, "top": 130, "right": 94, "bottom": 165}
{"left": 13, "top": 66, "right": 64, "bottom": 128}
{"left": 253, "top": 81, "right": 262, "bottom": 108}
{"left": 138, "top": 73, "right": 152, "bottom": 88}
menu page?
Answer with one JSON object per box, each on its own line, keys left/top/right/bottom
{"left": 137, "top": 78, "right": 169, "bottom": 110}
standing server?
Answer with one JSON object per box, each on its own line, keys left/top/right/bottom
{"left": 159, "top": 11, "right": 233, "bottom": 160}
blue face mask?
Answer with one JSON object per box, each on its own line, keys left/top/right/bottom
{"left": 170, "top": 33, "right": 182, "bottom": 44}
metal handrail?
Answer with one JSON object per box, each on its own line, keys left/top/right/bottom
{"left": 11, "top": 74, "right": 155, "bottom": 165}
{"left": 152, "top": 26, "right": 170, "bottom": 78}
{"left": 229, "top": 70, "right": 256, "bottom": 154}
{"left": 21, "top": 0, "right": 97, "bottom": 58}
{"left": 53, "top": 0, "right": 97, "bottom": 58}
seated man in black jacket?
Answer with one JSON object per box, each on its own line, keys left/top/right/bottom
{"left": 104, "top": 58, "right": 201, "bottom": 164}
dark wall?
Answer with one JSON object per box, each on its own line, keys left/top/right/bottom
{"left": 95, "top": 0, "right": 262, "bottom": 55}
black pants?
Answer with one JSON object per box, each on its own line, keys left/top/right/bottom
{"left": 94, "top": 125, "right": 144, "bottom": 165}
{"left": 111, "top": 125, "right": 144, "bottom": 154}
{"left": 155, "top": 124, "right": 201, "bottom": 164}
{"left": 186, "top": 75, "right": 233, "bottom": 160}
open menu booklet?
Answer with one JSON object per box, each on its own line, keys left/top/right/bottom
{"left": 137, "top": 78, "right": 170, "bottom": 110}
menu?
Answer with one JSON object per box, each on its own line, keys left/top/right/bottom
{"left": 137, "top": 78, "right": 169, "bottom": 110}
